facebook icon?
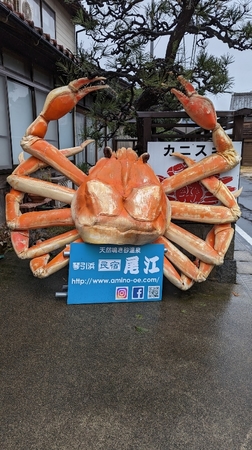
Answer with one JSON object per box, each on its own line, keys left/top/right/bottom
{"left": 132, "top": 286, "right": 144, "bottom": 300}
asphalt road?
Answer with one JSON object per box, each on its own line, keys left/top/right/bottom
{"left": 238, "top": 174, "right": 252, "bottom": 238}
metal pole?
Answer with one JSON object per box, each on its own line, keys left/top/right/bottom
{"left": 150, "top": 40, "right": 154, "bottom": 58}
{"left": 150, "top": 0, "right": 154, "bottom": 58}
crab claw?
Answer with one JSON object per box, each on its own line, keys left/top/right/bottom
{"left": 40, "top": 77, "right": 108, "bottom": 122}
{"left": 171, "top": 76, "right": 217, "bottom": 130}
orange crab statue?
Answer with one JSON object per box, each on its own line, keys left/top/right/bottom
{"left": 6, "top": 76, "right": 241, "bottom": 290}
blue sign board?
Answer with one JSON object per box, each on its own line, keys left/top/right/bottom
{"left": 67, "top": 243, "right": 164, "bottom": 304}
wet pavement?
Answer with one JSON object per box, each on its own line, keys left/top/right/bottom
{"left": 239, "top": 172, "right": 252, "bottom": 237}
{"left": 1, "top": 227, "right": 252, "bottom": 450}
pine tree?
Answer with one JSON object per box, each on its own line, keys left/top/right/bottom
{"left": 61, "top": 0, "right": 252, "bottom": 140}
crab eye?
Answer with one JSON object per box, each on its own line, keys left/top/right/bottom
{"left": 125, "top": 185, "right": 163, "bottom": 221}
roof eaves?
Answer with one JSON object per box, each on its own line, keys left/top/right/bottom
{"left": 0, "top": 1, "right": 79, "bottom": 63}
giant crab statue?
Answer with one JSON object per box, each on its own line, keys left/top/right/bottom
{"left": 6, "top": 76, "right": 241, "bottom": 290}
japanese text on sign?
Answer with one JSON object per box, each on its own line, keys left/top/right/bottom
{"left": 67, "top": 243, "right": 164, "bottom": 304}
{"left": 148, "top": 141, "right": 241, "bottom": 191}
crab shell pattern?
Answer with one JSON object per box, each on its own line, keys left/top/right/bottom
{"left": 6, "top": 76, "right": 241, "bottom": 290}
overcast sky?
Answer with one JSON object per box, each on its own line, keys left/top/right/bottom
{"left": 207, "top": 47, "right": 252, "bottom": 110}
{"left": 152, "top": 36, "right": 252, "bottom": 111}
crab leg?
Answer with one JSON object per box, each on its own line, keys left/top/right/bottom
{"left": 162, "top": 151, "right": 240, "bottom": 194}
{"left": 171, "top": 76, "right": 217, "bottom": 130}
{"left": 165, "top": 222, "right": 224, "bottom": 265}
{"left": 13, "top": 140, "right": 94, "bottom": 177}
{"left": 163, "top": 253, "right": 195, "bottom": 290}
{"left": 157, "top": 222, "right": 234, "bottom": 290}
{"left": 60, "top": 139, "right": 95, "bottom": 159}
{"left": 21, "top": 78, "right": 108, "bottom": 185}
{"left": 6, "top": 178, "right": 75, "bottom": 230}
{"left": 6, "top": 185, "right": 74, "bottom": 231}
{"left": 7, "top": 175, "right": 75, "bottom": 204}
{"left": 13, "top": 153, "right": 47, "bottom": 177}
{"left": 197, "top": 223, "right": 234, "bottom": 280}
{"left": 10, "top": 229, "right": 79, "bottom": 259}
{"left": 177, "top": 225, "right": 217, "bottom": 290}
{"left": 171, "top": 152, "right": 241, "bottom": 213}
{"left": 9, "top": 213, "right": 78, "bottom": 276}
{"left": 7, "top": 207, "right": 74, "bottom": 231}
{"left": 21, "top": 138, "right": 86, "bottom": 186}
{"left": 156, "top": 236, "right": 206, "bottom": 282}
{"left": 156, "top": 236, "right": 205, "bottom": 290}
{"left": 5, "top": 140, "right": 94, "bottom": 243}
{"left": 170, "top": 201, "right": 240, "bottom": 223}
{"left": 164, "top": 76, "right": 240, "bottom": 193}
{"left": 30, "top": 252, "right": 69, "bottom": 278}
{"left": 5, "top": 189, "right": 24, "bottom": 222}
{"left": 30, "top": 238, "right": 83, "bottom": 278}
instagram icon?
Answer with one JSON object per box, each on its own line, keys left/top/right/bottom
{"left": 115, "top": 287, "right": 128, "bottom": 300}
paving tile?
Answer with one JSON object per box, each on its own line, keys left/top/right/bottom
{"left": 234, "top": 250, "right": 252, "bottom": 262}
{"left": 236, "top": 261, "right": 252, "bottom": 274}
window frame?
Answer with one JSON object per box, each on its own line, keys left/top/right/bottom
{"left": 42, "top": 1, "right": 56, "bottom": 39}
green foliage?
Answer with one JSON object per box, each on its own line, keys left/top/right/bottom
{"left": 123, "top": 122, "right": 137, "bottom": 138}
{"left": 77, "top": 161, "right": 92, "bottom": 174}
{"left": 193, "top": 50, "right": 234, "bottom": 95}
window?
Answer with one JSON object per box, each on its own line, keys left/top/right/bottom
{"left": 0, "top": 76, "right": 12, "bottom": 169}
{"left": 59, "top": 113, "right": 74, "bottom": 151}
{"left": 33, "top": 66, "right": 53, "bottom": 88}
{"left": 26, "top": 0, "right": 56, "bottom": 38}
{"left": 31, "top": 0, "right": 42, "bottom": 28}
{"left": 42, "top": 2, "right": 56, "bottom": 38}
{"left": 7, "top": 80, "right": 33, "bottom": 165}
{"left": 4, "top": 85, "right": 75, "bottom": 170}
{"left": 3, "top": 51, "right": 31, "bottom": 78}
